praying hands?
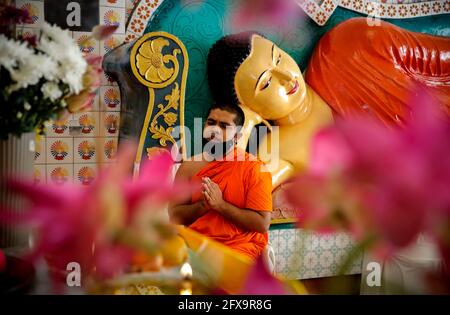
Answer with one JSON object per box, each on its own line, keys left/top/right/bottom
{"left": 202, "top": 177, "right": 226, "bottom": 212}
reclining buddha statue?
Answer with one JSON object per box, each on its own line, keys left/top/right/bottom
{"left": 207, "top": 17, "right": 450, "bottom": 188}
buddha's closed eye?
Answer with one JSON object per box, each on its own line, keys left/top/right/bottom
{"left": 260, "top": 77, "right": 272, "bottom": 90}
{"left": 259, "top": 52, "right": 282, "bottom": 91}
{"left": 276, "top": 53, "right": 281, "bottom": 65}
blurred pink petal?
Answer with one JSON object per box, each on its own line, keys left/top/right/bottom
{"left": 240, "top": 255, "right": 288, "bottom": 295}
{"left": 310, "top": 126, "right": 354, "bottom": 176}
{"left": 85, "top": 54, "right": 103, "bottom": 67}
{"left": 123, "top": 150, "right": 199, "bottom": 216}
{"left": 1, "top": 5, "right": 33, "bottom": 25}
{"left": 94, "top": 244, "right": 133, "bottom": 280}
{"left": 231, "top": 0, "right": 301, "bottom": 30}
{"left": 91, "top": 24, "right": 118, "bottom": 40}
{"left": 0, "top": 141, "right": 198, "bottom": 288}
{"left": 285, "top": 86, "right": 450, "bottom": 256}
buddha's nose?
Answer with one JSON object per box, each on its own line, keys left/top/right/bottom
{"left": 272, "top": 68, "right": 295, "bottom": 83}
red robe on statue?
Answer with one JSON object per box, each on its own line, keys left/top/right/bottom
{"left": 305, "top": 18, "right": 450, "bottom": 126}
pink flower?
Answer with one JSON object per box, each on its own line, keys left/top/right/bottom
{"left": 240, "top": 255, "right": 288, "bottom": 295}
{"left": 309, "top": 127, "right": 355, "bottom": 176}
{"left": 83, "top": 55, "right": 103, "bottom": 92}
{"left": 91, "top": 24, "right": 119, "bottom": 41}
{"left": 286, "top": 87, "right": 450, "bottom": 254}
{"left": 0, "top": 249, "right": 6, "bottom": 272}
{"left": 66, "top": 90, "right": 95, "bottom": 113}
{"left": 0, "top": 5, "right": 33, "bottom": 25}
{"left": 0, "top": 142, "right": 197, "bottom": 287}
{"left": 93, "top": 244, "right": 133, "bottom": 280}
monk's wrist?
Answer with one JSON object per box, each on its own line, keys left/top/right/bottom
{"left": 216, "top": 200, "right": 229, "bottom": 213}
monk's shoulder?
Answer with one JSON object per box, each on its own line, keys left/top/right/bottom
{"left": 239, "top": 155, "right": 269, "bottom": 177}
{"left": 177, "top": 155, "right": 209, "bottom": 179}
{"left": 176, "top": 160, "right": 198, "bottom": 179}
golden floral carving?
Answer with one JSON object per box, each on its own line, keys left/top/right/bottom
{"left": 148, "top": 83, "right": 180, "bottom": 146}
{"left": 163, "top": 112, "right": 177, "bottom": 126}
{"left": 135, "top": 37, "right": 180, "bottom": 86}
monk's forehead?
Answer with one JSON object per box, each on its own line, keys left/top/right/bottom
{"left": 208, "top": 108, "right": 236, "bottom": 124}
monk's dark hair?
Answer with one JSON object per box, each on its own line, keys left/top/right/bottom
{"left": 206, "top": 103, "right": 245, "bottom": 128}
{"left": 207, "top": 31, "right": 263, "bottom": 106}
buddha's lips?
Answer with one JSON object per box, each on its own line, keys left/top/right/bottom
{"left": 287, "top": 80, "right": 299, "bottom": 95}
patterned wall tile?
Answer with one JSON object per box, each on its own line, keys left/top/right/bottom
{"left": 74, "top": 138, "right": 99, "bottom": 163}
{"left": 74, "top": 163, "right": 98, "bottom": 186}
{"left": 73, "top": 112, "right": 100, "bottom": 137}
{"left": 45, "top": 115, "right": 71, "bottom": 137}
{"left": 33, "top": 164, "right": 46, "bottom": 185}
{"left": 100, "top": 34, "right": 127, "bottom": 55}
{"left": 46, "top": 164, "right": 73, "bottom": 186}
{"left": 16, "top": 0, "right": 44, "bottom": 28}
{"left": 99, "top": 137, "right": 118, "bottom": 162}
{"left": 15, "top": 27, "right": 40, "bottom": 39}
{"left": 101, "top": 0, "right": 126, "bottom": 8}
{"left": 100, "top": 6, "right": 126, "bottom": 34}
{"left": 34, "top": 136, "right": 46, "bottom": 164}
{"left": 46, "top": 137, "right": 73, "bottom": 164}
{"left": 269, "top": 228, "right": 363, "bottom": 280}
{"left": 99, "top": 112, "right": 120, "bottom": 137}
{"left": 100, "top": 86, "right": 121, "bottom": 111}
{"left": 73, "top": 31, "right": 100, "bottom": 56}
{"left": 268, "top": 229, "right": 280, "bottom": 264}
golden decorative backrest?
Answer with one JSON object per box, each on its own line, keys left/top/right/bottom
{"left": 104, "top": 31, "right": 189, "bottom": 176}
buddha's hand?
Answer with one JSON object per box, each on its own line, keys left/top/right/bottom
{"left": 202, "top": 177, "right": 226, "bottom": 212}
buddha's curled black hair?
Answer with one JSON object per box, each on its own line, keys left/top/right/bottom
{"left": 207, "top": 31, "right": 263, "bottom": 106}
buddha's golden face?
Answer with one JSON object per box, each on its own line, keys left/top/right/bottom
{"left": 234, "top": 35, "right": 306, "bottom": 120}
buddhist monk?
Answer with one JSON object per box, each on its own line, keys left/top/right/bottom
{"left": 168, "top": 104, "right": 273, "bottom": 260}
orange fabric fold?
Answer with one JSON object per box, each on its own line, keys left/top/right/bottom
{"left": 305, "top": 18, "right": 450, "bottom": 126}
{"left": 188, "top": 148, "right": 272, "bottom": 260}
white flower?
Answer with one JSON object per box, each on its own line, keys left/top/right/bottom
{"left": 8, "top": 53, "right": 58, "bottom": 92}
{"left": 58, "top": 46, "right": 87, "bottom": 94}
{"left": 41, "top": 82, "right": 62, "bottom": 101}
{"left": 17, "top": 112, "right": 23, "bottom": 119}
{"left": 24, "top": 102, "right": 31, "bottom": 111}
{"left": 0, "top": 34, "right": 34, "bottom": 72}
{"left": 0, "top": 34, "right": 59, "bottom": 92}
{"left": 37, "top": 23, "right": 87, "bottom": 94}
{"left": 40, "top": 23, "right": 74, "bottom": 47}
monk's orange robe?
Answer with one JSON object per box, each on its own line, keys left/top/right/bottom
{"left": 305, "top": 18, "right": 450, "bottom": 126}
{"left": 189, "top": 148, "right": 272, "bottom": 260}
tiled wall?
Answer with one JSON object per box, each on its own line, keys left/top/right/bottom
{"left": 269, "top": 228, "right": 362, "bottom": 279}
{"left": 14, "top": 0, "right": 126, "bottom": 186}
